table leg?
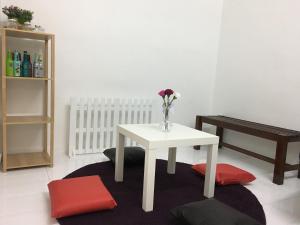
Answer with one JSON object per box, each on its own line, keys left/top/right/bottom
{"left": 273, "top": 139, "right": 288, "bottom": 185}
{"left": 115, "top": 133, "right": 125, "bottom": 182}
{"left": 142, "top": 148, "right": 156, "bottom": 212}
{"left": 204, "top": 144, "right": 218, "bottom": 198}
{"left": 167, "top": 147, "right": 177, "bottom": 174}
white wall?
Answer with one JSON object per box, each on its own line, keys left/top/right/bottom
{"left": 1, "top": 0, "right": 299, "bottom": 166}
{"left": 213, "top": 0, "right": 300, "bottom": 163}
{"left": 1, "top": 0, "right": 224, "bottom": 153}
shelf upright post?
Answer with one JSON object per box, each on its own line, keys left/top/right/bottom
{"left": 43, "top": 39, "right": 49, "bottom": 157}
{"left": 1, "top": 29, "right": 7, "bottom": 171}
{"left": 50, "top": 35, "right": 55, "bottom": 166}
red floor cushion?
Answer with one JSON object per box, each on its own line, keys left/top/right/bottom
{"left": 48, "top": 175, "right": 117, "bottom": 218}
{"left": 192, "top": 163, "right": 256, "bottom": 185}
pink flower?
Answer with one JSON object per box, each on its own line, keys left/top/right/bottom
{"left": 158, "top": 90, "right": 165, "bottom": 97}
{"left": 164, "top": 89, "right": 174, "bottom": 96}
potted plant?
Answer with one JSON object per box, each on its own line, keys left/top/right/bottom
{"left": 17, "top": 9, "right": 33, "bottom": 25}
{"left": 2, "top": 5, "right": 21, "bottom": 19}
{"left": 2, "top": 5, "right": 21, "bottom": 28}
{"left": 2, "top": 5, "right": 34, "bottom": 29}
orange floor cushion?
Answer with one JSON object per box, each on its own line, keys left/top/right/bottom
{"left": 192, "top": 163, "right": 256, "bottom": 185}
{"left": 48, "top": 175, "right": 117, "bottom": 218}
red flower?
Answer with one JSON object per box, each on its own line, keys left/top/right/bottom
{"left": 158, "top": 90, "right": 165, "bottom": 97}
{"left": 164, "top": 89, "right": 174, "bottom": 96}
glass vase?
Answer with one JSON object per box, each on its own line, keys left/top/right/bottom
{"left": 161, "top": 105, "right": 171, "bottom": 132}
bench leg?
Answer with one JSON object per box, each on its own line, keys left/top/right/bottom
{"left": 298, "top": 152, "right": 300, "bottom": 179}
{"left": 216, "top": 127, "right": 223, "bottom": 149}
{"left": 194, "top": 116, "right": 203, "bottom": 150}
{"left": 273, "top": 139, "right": 288, "bottom": 185}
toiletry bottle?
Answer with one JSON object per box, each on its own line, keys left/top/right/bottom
{"left": 19, "top": 52, "right": 22, "bottom": 74}
{"left": 33, "top": 53, "right": 39, "bottom": 77}
{"left": 13, "top": 50, "right": 21, "bottom": 77}
{"left": 6, "top": 50, "right": 13, "bottom": 76}
{"left": 28, "top": 54, "right": 33, "bottom": 77}
{"left": 38, "top": 54, "right": 44, "bottom": 77}
{"left": 22, "top": 51, "right": 32, "bottom": 77}
{"left": 21, "top": 51, "right": 27, "bottom": 76}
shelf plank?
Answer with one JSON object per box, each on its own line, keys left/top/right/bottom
{"left": 5, "top": 76, "right": 51, "bottom": 81}
{"left": 6, "top": 116, "right": 51, "bottom": 125}
{"left": 2, "top": 28, "right": 54, "bottom": 41}
{"left": 7, "top": 152, "right": 51, "bottom": 169}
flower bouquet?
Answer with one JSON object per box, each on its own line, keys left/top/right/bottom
{"left": 158, "top": 89, "right": 181, "bottom": 132}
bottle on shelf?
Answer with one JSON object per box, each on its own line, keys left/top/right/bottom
{"left": 6, "top": 50, "right": 13, "bottom": 76}
{"left": 21, "top": 51, "right": 32, "bottom": 77}
{"left": 33, "top": 53, "right": 39, "bottom": 77}
{"left": 38, "top": 54, "right": 44, "bottom": 77}
{"left": 33, "top": 54, "right": 44, "bottom": 78}
{"left": 13, "top": 50, "right": 21, "bottom": 77}
{"left": 21, "top": 51, "right": 27, "bottom": 76}
{"left": 28, "top": 54, "right": 33, "bottom": 77}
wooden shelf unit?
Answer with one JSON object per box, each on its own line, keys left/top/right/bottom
{"left": 1, "top": 28, "right": 55, "bottom": 171}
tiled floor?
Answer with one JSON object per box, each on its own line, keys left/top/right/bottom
{"left": 0, "top": 147, "right": 299, "bottom": 225}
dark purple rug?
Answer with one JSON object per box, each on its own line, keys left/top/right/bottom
{"left": 58, "top": 160, "right": 266, "bottom": 225}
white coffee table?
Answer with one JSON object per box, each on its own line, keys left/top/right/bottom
{"left": 114, "top": 123, "right": 219, "bottom": 212}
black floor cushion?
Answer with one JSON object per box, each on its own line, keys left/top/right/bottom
{"left": 103, "top": 146, "right": 145, "bottom": 166}
{"left": 171, "top": 199, "right": 263, "bottom": 225}
{"left": 58, "top": 160, "right": 266, "bottom": 225}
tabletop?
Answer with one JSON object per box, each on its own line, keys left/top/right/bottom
{"left": 117, "top": 123, "right": 219, "bottom": 149}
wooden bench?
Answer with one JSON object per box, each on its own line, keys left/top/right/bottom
{"left": 194, "top": 115, "right": 300, "bottom": 185}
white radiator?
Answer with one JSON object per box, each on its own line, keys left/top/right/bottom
{"left": 68, "top": 98, "right": 155, "bottom": 157}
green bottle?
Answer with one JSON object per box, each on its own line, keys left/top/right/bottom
{"left": 13, "top": 50, "right": 21, "bottom": 77}
{"left": 6, "top": 50, "right": 13, "bottom": 76}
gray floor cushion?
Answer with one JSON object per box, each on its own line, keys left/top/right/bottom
{"left": 103, "top": 146, "right": 145, "bottom": 166}
{"left": 171, "top": 199, "right": 263, "bottom": 225}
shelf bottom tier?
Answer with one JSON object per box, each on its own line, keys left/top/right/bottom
{"left": 6, "top": 152, "right": 51, "bottom": 170}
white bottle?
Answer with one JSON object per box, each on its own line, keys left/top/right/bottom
{"left": 33, "top": 54, "right": 39, "bottom": 77}
{"left": 37, "top": 55, "right": 44, "bottom": 77}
